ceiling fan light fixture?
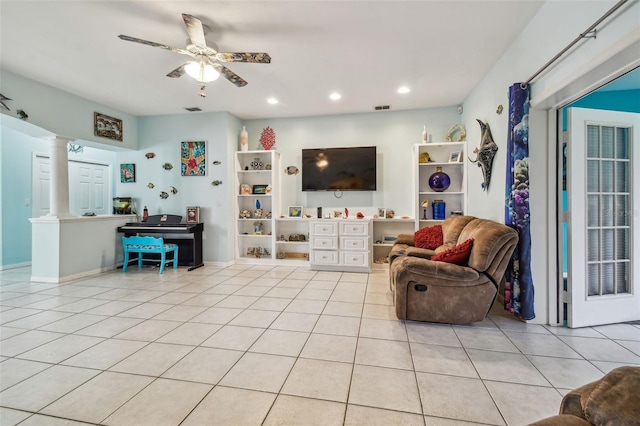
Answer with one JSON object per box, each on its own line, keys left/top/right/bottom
{"left": 185, "top": 60, "right": 220, "bottom": 83}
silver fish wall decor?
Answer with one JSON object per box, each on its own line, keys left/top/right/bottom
{"left": 284, "top": 166, "right": 299, "bottom": 175}
{"left": 160, "top": 191, "right": 169, "bottom": 199}
{"left": 469, "top": 119, "right": 498, "bottom": 191}
{"left": 170, "top": 186, "right": 178, "bottom": 194}
{"left": 162, "top": 163, "right": 173, "bottom": 170}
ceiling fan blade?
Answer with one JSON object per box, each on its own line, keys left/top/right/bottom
{"left": 215, "top": 52, "right": 271, "bottom": 64}
{"left": 118, "top": 35, "right": 193, "bottom": 56}
{"left": 212, "top": 63, "right": 248, "bottom": 87}
{"left": 182, "top": 14, "right": 207, "bottom": 47}
{"left": 166, "top": 64, "right": 187, "bottom": 78}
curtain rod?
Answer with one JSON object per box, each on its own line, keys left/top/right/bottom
{"left": 521, "top": 0, "right": 630, "bottom": 88}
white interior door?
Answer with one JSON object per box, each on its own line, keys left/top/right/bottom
{"left": 567, "top": 107, "right": 640, "bottom": 327}
{"left": 32, "top": 155, "right": 111, "bottom": 217}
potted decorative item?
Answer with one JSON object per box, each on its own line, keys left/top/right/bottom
{"left": 429, "top": 167, "right": 450, "bottom": 192}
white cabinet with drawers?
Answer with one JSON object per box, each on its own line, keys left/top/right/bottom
{"left": 309, "top": 219, "right": 372, "bottom": 272}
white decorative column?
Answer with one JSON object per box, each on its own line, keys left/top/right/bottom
{"left": 46, "top": 135, "right": 75, "bottom": 218}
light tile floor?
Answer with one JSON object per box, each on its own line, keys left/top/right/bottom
{"left": 1, "top": 265, "right": 639, "bottom": 426}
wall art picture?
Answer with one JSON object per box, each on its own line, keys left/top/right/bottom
{"left": 181, "top": 141, "right": 206, "bottom": 176}
{"left": 120, "top": 163, "right": 135, "bottom": 183}
{"left": 252, "top": 184, "right": 268, "bottom": 194}
{"left": 94, "top": 112, "right": 123, "bottom": 141}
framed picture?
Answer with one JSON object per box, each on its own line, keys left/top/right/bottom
{"left": 252, "top": 184, "right": 268, "bottom": 194}
{"left": 449, "top": 151, "right": 462, "bottom": 163}
{"left": 181, "top": 141, "right": 206, "bottom": 176}
{"left": 186, "top": 206, "right": 200, "bottom": 223}
{"left": 120, "top": 163, "right": 135, "bottom": 183}
{"left": 377, "top": 207, "right": 386, "bottom": 219}
{"left": 383, "top": 234, "right": 397, "bottom": 243}
{"left": 288, "top": 206, "right": 303, "bottom": 218}
{"left": 333, "top": 210, "right": 343, "bottom": 218}
{"left": 94, "top": 112, "right": 123, "bottom": 142}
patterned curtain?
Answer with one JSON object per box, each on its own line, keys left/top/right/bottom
{"left": 504, "top": 83, "right": 535, "bottom": 320}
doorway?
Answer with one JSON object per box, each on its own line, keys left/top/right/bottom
{"left": 32, "top": 154, "right": 111, "bottom": 217}
{"left": 558, "top": 69, "right": 640, "bottom": 327}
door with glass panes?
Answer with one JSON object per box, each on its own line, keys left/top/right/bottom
{"left": 566, "top": 107, "right": 640, "bottom": 327}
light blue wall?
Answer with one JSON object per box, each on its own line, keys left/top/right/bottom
{"left": 562, "top": 89, "right": 640, "bottom": 130}
{"left": 0, "top": 71, "right": 138, "bottom": 149}
{"left": 122, "top": 112, "right": 237, "bottom": 263}
{"left": 243, "top": 107, "right": 460, "bottom": 217}
{"left": 0, "top": 125, "right": 118, "bottom": 267}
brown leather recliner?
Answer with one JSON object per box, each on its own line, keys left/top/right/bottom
{"left": 389, "top": 216, "right": 518, "bottom": 324}
{"left": 530, "top": 366, "right": 640, "bottom": 426}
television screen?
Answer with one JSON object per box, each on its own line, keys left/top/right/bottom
{"left": 302, "top": 146, "right": 377, "bottom": 191}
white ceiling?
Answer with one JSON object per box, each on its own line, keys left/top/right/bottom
{"left": 0, "top": 1, "right": 547, "bottom": 120}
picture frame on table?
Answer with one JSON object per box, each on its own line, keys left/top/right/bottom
{"left": 288, "top": 206, "right": 303, "bottom": 218}
{"left": 252, "top": 184, "right": 268, "bottom": 194}
{"left": 377, "top": 207, "right": 386, "bottom": 219}
{"left": 333, "top": 210, "right": 343, "bottom": 219}
{"left": 449, "top": 151, "right": 462, "bottom": 163}
{"left": 186, "top": 206, "right": 200, "bottom": 223}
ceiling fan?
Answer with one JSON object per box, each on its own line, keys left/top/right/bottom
{"left": 118, "top": 13, "right": 271, "bottom": 97}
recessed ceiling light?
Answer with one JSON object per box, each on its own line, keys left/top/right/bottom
{"left": 397, "top": 86, "right": 410, "bottom": 94}
{"left": 329, "top": 92, "right": 342, "bottom": 101}
{"left": 267, "top": 97, "right": 278, "bottom": 105}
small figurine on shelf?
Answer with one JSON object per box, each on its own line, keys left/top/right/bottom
{"left": 344, "top": 208, "right": 349, "bottom": 218}
{"left": 142, "top": 206, "right": 149, "bottom": 222}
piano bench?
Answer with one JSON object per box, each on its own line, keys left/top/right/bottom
{"left": 122, "top": 236, "right": 179, "bottom": 274}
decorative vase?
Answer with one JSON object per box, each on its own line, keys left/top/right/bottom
{"left": 428, "top": 167, "right": 450, "bottom": 192}
{"left": 422, "top": 125, "right": 429, "bottom": 143}
{"left": 250, "top": 157, "right": 264, "bottom": 170}
{"left": 432, "top": 200, "right": 446, "bottom": 220}
{"left": 240, "top": 126, "right": 248, "bottom": 151}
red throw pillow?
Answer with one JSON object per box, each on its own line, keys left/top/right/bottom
{"left": 431, "top": 238, "right": 474, "bottom": 265}
{"left": 414, "top": 225, "right": 443, "bottom": 250}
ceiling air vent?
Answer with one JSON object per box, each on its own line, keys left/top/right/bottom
{"left": 184, "top": 107, "right": 202, "bottom": 112}
{"left": 374, "top": 105, "right": 391, "bottom": 111}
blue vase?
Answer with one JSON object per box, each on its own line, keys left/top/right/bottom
{"left": 429, "top": 167, "right": 450, "bottom": 192}
{"left": 432, "top": 200, "right": 446, "bottom": 220}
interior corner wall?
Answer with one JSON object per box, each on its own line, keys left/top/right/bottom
{"left": 130, "top": 111, "right": 234, "bottom": 265}
{"left": 242, "top": 107, "right": 460, "bottom": 218}
{"left": 461, "top": 0, "right": 639, "bottom": 324}
{"left": 0, "top": 70, "right": 139, "bottom": 149}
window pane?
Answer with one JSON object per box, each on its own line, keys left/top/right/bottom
{"left": 615, "top": 127, "right": 629, "bottom": 159}
{"left": 616, "top": 228, "right": 629, "bottom": 260}
{"left": 601, "top": 195, "right": 614, "bottom": 226}
{"left": 601, "top": 161, "right": 614, "bottom": 192}
{"left": 588, "top": 229, "right": 599, "bottom": 261}
{"left": 615, "top": 162, "right": 628, "bottom": 193}
{"left": 588, "top": 264, "right": 600, "bottom": 296}
{"left": 601, "top": 229, "right": 614, "bottom": 261}
{"left": 601, "top": 263, "right": 614, "bottom": 295}
{"left": 587, "top": 195, "right": 600, "bottom": 227}
{"left": 587, "top": 125, "right": 599, "bottom": 157}
{"left": 616, "top": 262, "right": 629, "bottom": 294}
{"left": 615, "top": 195, "right": 629, "bottom": 226}
{"left": 587, "top": 160, "right": 599, "bottom": 192}
{"left": 601, "top": 127, "right": 614, "bottom": 158}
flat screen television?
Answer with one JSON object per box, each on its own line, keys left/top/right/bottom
{"left": 302, "top": 146, "right": 377, "bottom": 191}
